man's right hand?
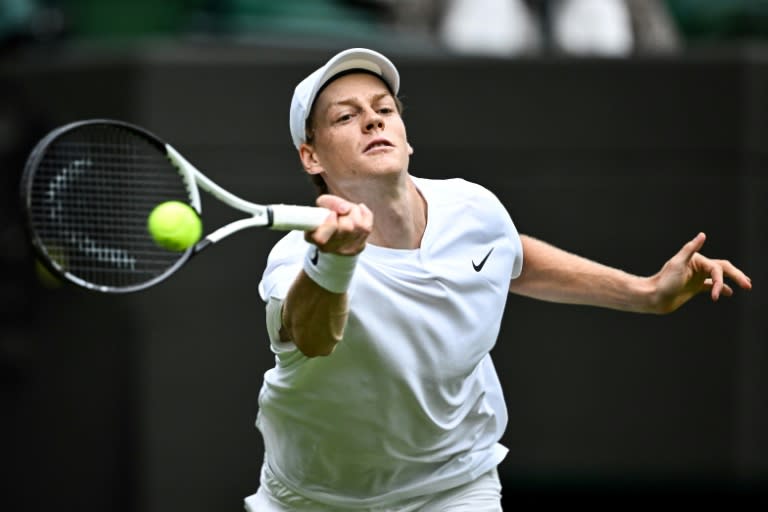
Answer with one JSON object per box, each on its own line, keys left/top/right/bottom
{"left": 306, "top": 194, "right": 373, "bottom": 256}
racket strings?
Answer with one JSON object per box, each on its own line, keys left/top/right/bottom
{"left": 27, "top": 125, "right": 194, "bottom": 290}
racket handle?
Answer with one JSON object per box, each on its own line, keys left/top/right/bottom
{"left": 269, "top": 205, "right": 331, "bottom": 231}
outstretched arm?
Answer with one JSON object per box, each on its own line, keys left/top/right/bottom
{"left": 508, "top": 233, "right": 752, "bottom": 314}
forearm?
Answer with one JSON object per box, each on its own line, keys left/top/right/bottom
{"left": 276, "top": 195, "right": 370, "bottom": 356}
{"left": 509, "top": 235, "right": 656, "bottom": 313}
{"left": 281, "top": 270, "right": 350, "bottom": 357}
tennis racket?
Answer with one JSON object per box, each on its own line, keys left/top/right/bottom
{"left": 20, "top": 119, "right": 330, "bottom": 293}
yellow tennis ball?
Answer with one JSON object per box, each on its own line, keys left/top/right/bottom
{"left": 147, "top": 201, "right": 202, "bottom": 252}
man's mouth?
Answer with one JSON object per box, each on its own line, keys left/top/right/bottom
{"left": 364, "top": 139, "right": 394, "bottom": 153}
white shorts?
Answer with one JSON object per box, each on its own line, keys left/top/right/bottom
{"left": 243, "top": 462, "right": 503, "bottom": 512}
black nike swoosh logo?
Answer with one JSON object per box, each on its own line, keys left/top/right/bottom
{"left": 310, "top": 247, "right": 319, "bottom": 265}
{"left": 472, "top": 247, "right": 494, "bottom": 272}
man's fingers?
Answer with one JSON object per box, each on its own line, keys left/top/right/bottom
{"left": 357, "top": 203, "right": 374, "bottom": 232}
{"left": 306, "top": 199, "right": 373, "bottom": 255}
{"left": 307, "top": 210, "right": 339, "bottom": 245}
{"left": 707, "top": 263, "right": 724, "bottom": 301}
{"left": 696, "top": 254, "right": 753, "bottom": 298}
{"left": 703, "top": 278, "right": 734, "bottom": 298}
{"left": 719, "top": 259, "right": 753, "bottom": 290}
{"left": 316, "top": 194, "right": 352, "bottom": 215}
{"left": 677, "top": 232, "right": 706, "bottom": 263}
{"left": 335, "top": 203, "right": 373, "bottom": 252}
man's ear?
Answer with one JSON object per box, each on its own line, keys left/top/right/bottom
{"left": 407, "top": 142, "right": 414, "bottom": 155}
{"left": 299, "top": 143, "right": 324, "bottom": 175}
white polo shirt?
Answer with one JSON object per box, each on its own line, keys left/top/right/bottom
{"left": 256, "top": 176, "right": 523, "bottom": 509}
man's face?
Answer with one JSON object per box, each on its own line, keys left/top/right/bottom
{"left": 301, "top": 72, "right": 413, "bottom": 194}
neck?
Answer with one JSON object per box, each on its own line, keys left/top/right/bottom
{"left": 330, "top": 174, "right": 426, "bottom": 250}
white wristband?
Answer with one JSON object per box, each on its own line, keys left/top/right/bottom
{"left": 303, "top": 246, "right": 359, "bottom": 294}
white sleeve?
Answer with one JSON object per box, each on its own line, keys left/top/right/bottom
{"left": 508, "top": 216, "right": 524, "bottom": 280}
{"left": 259, "top": 232, "right": 306, "bottom": 354}
{"left": 258, "top": 231, "right": 307, "bottom": 302}
{"left": 265, "top": 296, "right": 297, "bottom": 354}
{"left": 475, "top": 181, "right": 524, "bottom": 280}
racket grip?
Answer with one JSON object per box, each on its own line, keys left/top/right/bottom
{"left": 270, "top": 205, "right": 331, "bottom": 231}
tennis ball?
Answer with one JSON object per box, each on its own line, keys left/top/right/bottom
{"left": 147, "top": 201, "right": 202, "bottom": 252}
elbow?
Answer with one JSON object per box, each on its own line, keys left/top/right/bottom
{"left": 301, "top": 344, "right": 338, "bottom": 358}
{"left": 293, "top": 332, "right": 341, "bottom": 358}
{"left": 283, "top": 312, "right": 348, "bottom": 359}
{"left": 298, "top": 341, "right": 338, "bottom": 358}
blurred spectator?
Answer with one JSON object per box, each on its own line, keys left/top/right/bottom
{"left": 440, "top": 0, "right": 543, "bottom": 57}
{"left": 626, "top": 0, "right": 682, "bottom": 53}
{"left": 549, "top": 0, "right": 635, "bottom": 56}
{"left": 434, "top": 0, "right": 680, "bottom": 57}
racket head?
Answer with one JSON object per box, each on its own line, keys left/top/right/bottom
{"left": 20, "top": 119, "right": 200, "bottom": 293}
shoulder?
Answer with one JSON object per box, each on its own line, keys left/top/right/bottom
{"left": 413, "top": 176, "right": 502, "bottom": 206}
{"left": 413, "top": 176, "right": 508, "bottom": 219}
{"left": 413, "top": 176, "right": 493, "bottom": 197}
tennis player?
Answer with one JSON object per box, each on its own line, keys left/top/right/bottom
{"left": 244, "top": 48, "right": 752, "bottom": 511}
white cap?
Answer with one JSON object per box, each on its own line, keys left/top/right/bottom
{"left": 289, "top": 48, "right": 400, "bottom": 149}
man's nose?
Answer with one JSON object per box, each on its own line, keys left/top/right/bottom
{"left": 363, "top": 110, "right": 384, "bottom": 132}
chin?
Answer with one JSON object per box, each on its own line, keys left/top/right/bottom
{"left": 368, "top": 154, "right": 408, "bottom": 172}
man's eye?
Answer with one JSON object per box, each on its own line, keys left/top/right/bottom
{"left": 336, "top": 114, "right": 353, "bottom": 123}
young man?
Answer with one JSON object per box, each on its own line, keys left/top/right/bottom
{"left": 245, "top": 48, "right": 752, "bottom": 511}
